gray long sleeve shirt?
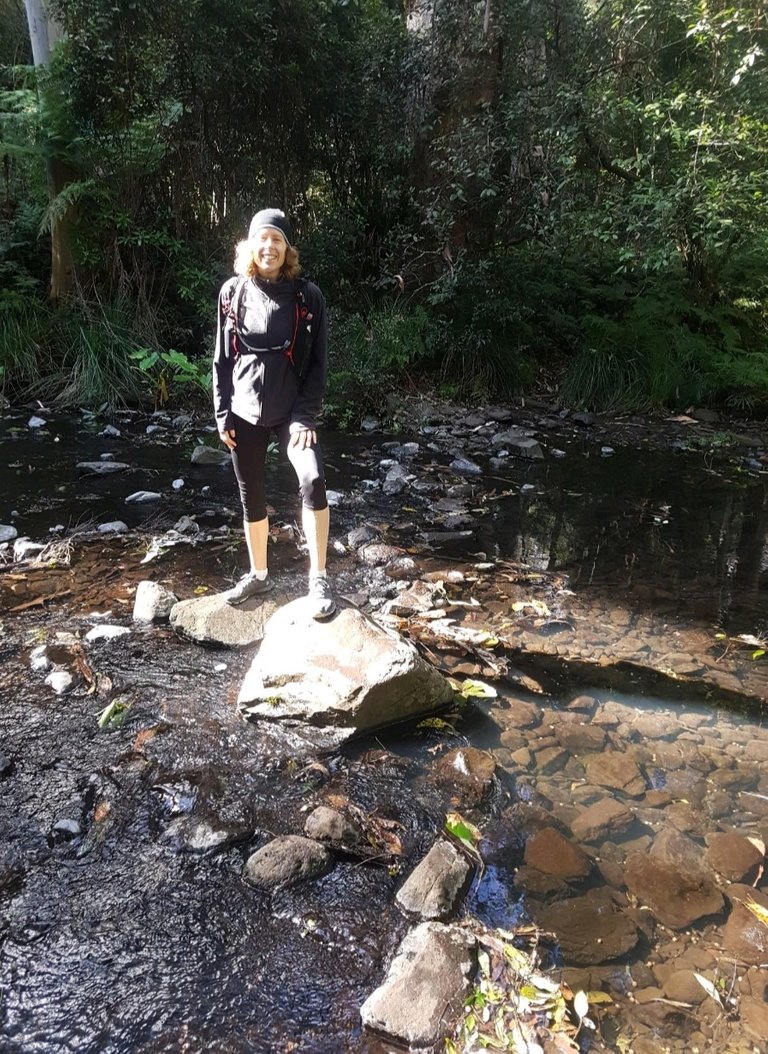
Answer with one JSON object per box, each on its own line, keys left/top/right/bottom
{"left": 212, "top": 275, "right": 328, "bottom": 434}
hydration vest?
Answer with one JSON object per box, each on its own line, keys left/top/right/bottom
{"left": 224, "top": 277, "right": 313, "bottom": 382}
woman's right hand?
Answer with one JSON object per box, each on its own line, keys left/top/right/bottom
{"left": 219, "top": 428, "right": 237, "bottom": 449}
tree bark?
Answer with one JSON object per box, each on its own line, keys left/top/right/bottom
{"left": 23, "top": 0, "right": 75, "bottom": 301}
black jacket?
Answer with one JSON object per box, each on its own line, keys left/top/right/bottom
{"left": 212, "top": 275, "right": 328, "bottom": 434}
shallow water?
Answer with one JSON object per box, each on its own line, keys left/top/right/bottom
{"left": 2, "top": 410, "right": 768, "bottom": 1053}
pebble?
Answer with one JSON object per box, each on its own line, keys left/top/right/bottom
{"left": 325, "top": 490, "right": 343, "bottom": 506}
{"left": 601, "top": 446, "right": 615, "bottom": 456}
{"left": 101, "top": 424, "right": 121, "bottom": 437}
{"left": 84, "top": 625, "right": 131, "bottom": 642}
{"left": 125, "top": 491, "right": 162, "bottom": 504}
{"left": 45, "top": 670, "right": 75, "bottom": 694}
{"left": 53, "top": 819, "right": 82, "bottom": 839}
{"left": 172, "top": 478, "right": 185, "bottom": 490}
{"left": 28, "top": 416, "right": 47, "bottom": 428}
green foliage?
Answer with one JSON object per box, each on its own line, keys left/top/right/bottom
{"left": 129, "top": 347, "right": 211, "bottom": 407}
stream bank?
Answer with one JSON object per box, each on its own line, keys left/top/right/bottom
{"left": 2, "top": 401, "right": 768, "bottom": 1053}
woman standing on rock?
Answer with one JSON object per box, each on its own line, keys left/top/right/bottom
{"left": 213, "top": 208, "right": 335, "bottom": 618}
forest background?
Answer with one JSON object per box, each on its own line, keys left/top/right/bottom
{"left": 1, "top": 0, "right": 766, "bottom": 422}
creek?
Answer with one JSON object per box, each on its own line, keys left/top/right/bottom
{"left": 1, "top": 405, "right": 767, "bottom": 1054}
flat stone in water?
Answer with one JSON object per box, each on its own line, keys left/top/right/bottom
{"left": 84, "top": 625, "right": 131, "bottom": 642}
{"left": 76, "top": 461, "right": 131, "bottom": 475}
{"left": 434, "top": 747, "right": 496, "bottom": 805}
{"left": 583, "top": 752, "right": 646, "bottom": 797}
{"left": 360, "top": 922, "right": 476, "bottom": 1048}
{"left": 396, "top": 840, "right": 473, "bottom": 920}
{"left": 242, "top": 835, "right": 332, "bottom": 891}
{"left": 170, "top": 592, "right": 276, "bottom": 647}
{"left": 705, "top": 832, "right": 764, "bottom": 882}
{"left": 125, "top": 491, "right": 162, "bottom": 504}
{"left": 624, "top": 852, "right": 723, "bottom": 929}
{"left": 570, "top": 799, "right": 634, "bottom": 843}
{"left": 721, "top": 884, "right": 768, "bottom": 966}
{"left": 524, "top": 827, "right": 592, "bottom": 880}
{"left": 529, "top": 888, "right": 639, "bottom": 965}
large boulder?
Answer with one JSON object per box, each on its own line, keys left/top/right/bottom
{"left": 238, "top": 600, "right": 453, "bottom": 742}
{"left": 170, "top": 592, "right": 277, "bottom": 647}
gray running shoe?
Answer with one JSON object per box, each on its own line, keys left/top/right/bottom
{"left": 307, "top": 575, "right": 336, "bottom": 620}
{"left": 225, "top": 572, "right": 272, "bottom": 606}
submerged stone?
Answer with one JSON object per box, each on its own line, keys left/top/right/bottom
{"left": 722, "top": 884, "right": 768, "bottom": 966}
{"left": 624, "top": 852, "right": 723, "bottom": 929}
{"left": 360, "top": 922, "right": 476, "bottom": 1048}
{"left": 524, "top": 827, "right": 592, "bottom": 880}
{"left": 529, "top": 888, "right": 640, "bottom": 965}
{"left": 242, "top": 835, "right": 332, "bottom": 891}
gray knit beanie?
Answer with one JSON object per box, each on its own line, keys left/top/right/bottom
{"left": 248, "top": 208, "right": 293, "bottom": 247}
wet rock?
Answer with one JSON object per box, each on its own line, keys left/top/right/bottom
{"left": 514, "top": 866, "right": 568, "bottom": 896}
{"left": 624, "top": 853, "right": 723, "bottom": 929}
{"left": 420, "top": 530, "right": 475, "bottom": 545}
{"left": 705, "top": 832, "right": 764, "bottom": 882}
{"left": 132, "top": 580, "right": 179, "bottom": 623}
{"left": 570, "top": 799, "right": 634, "bottom": 843}
{"left": 358, "top": 543, "right": 404, "bottom": 566}
{"left": 383, "top": 463, "right": 409, "bottom": 495}
{"left": 101, "top": 424, "right": 121, "bottom": 437}
{"left": 29, "top": 645, "right": 50, "bottom": 672}
{"left": 739, "top": 791, "right": 768, "bottom": 818}
{"left": 564, "top": 694, "right": 598, "bottom": 713}
{"left": 84, "top": 625, "right": 131, "bottom": 642}
{"left": 529, "top": 888, "right": 639, "bottom": 964}
{"left": 162, "top": 814, "right": 253, "bottom": 854}
{"left": 524, "top": 827, "right": 592, "bottom": 880}
{"left": 0, "top": 524, "right": 19, "bottom": 543}
{"left": 125, "top": 491, "right": 162, "bottom": 504}
{"left": 45, "top": 670, "right": 75, "bottom": 695}
{"left": 583, "top": 752, "right": 646, "bottom": 797}
{"left": 13, "top": 538, "right": 46, "bottom": 561}
{"left": 555, "top": 724, "right": 606, "bottom": 753}
{"left": 382, "top": 580, "right": 443, "bottom": 617}
{"left": 740, "top": 995, "right": 768, "bottom": 1044}
{"left": 76, "top": 461, "right": 131, "bottom": 475}
{"left": 501, "top": 696, "right": 542, "bottom": 729}
{"left": 242, "top": 835, "right": 332, "bottom": 891}
{"left": 384, "top": 556, "right": 419, "bottom": 580}
{"left": 53, "top": 818, "right": 82, "bottom": 839}
{"left": 650, "top": 829, "right": 712, "bottom": 876}
{"left": 396, "top": 840, "right": 473, "bottom": 920}
{"left": 450, "top": 456, "right": 482, "bottom": 475}
{"left": 722, "top": 884, "right": 768, "bottom": 965}
{"left": 662, "top": 970, "right": 708, "bottom": 1005}
{"left": 190, "top": 444, "right": 230, "bottom": 465}
{"left": 533, "top": 745, "right": 569, "bottom": 775}
{"left": 172, "top": 478, "right": 185, "bottom": 490}
{"left": 360, "top": 415, "right": 381, "bottom": 432}
{"left": 360, "top": 922, "right": 476, "bottom": 1048}
{"left": 172, "top": 414, "right": 193, "bottom": 429}
{"left": 28, "top": 415, "right": 47, "bottom": 428}
{"left": 98, "top": 520, "right": 129, "bottom": 535}
{"left": 239, "top": 601, "right": 453, "bottom": 742}
{"left": 303, "top": 806, "right": 361, "bottom": 845}
{"left": 434, "top": 747, "right": 496, "bottom": 805}
{"left": 347, "top": 525, "right": 378, "bottom": 548}
{"left": 170, "top": 592, "right": 277, "bottom": 647}
{"left": 1, "top": 755, "right": 13, "bottom": 777}
{"left": 173, "top": 516, "right": 200, "bottom": 535}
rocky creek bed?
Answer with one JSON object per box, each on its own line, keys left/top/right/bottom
{"left": 2, "top": 401, "right": 768, "bottom": 1053}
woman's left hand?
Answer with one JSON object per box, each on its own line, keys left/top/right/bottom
{"left": 289, "top": 428, "right": 316, "bottom": 450}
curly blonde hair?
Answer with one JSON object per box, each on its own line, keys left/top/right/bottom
{"left": 233, "top": 240, "right": 301, "bottom": 281}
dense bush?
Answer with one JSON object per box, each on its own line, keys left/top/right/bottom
{"left": 2, "top": 0, "right": 767, "bottom": 416}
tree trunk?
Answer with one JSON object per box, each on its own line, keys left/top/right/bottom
{"left": 23, "top": 0, "right": 75, "bottom": 301}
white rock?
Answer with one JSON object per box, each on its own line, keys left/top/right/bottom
{"left": 98, "top": 521, "right": 129, "bottom": 534}
{"left": 30, "top": 645, "right": 51, "bottom": 672}
{"left": 172, "top": 478, "right": 185, "bottom": 490}
{"left": 325, "top": 490, "right": 343, "bottom": 506}
{"left": 146, "top": 424, "right": 164, "bottom": 434}
{"left": 601, "top": 446, "right": 615, "bottom": 456}
{"left": 13, "top": 538, "right": 45, "bottom": 562}
{"left": 132, "top": 580, "right": 179, "bottom": 623}
{"left": 0, "top": 525, "right": 19, "bottom": 543}
{"left": 46, "top": 669, "right": 74, "bottom": 694}
{"left": 191, "top": 445, "right": 230, "bottom": 466}
{"left": 125, "top": 491, "right": 162, "bottom": 504}
{"left": 101, "top": 424, "right": 121, "bottom": 437}
{"left": 28, "top": 416, "right": 47, "bottom": 428}
{"left": 84, "top": 625, "right": 131, "bottom": 642}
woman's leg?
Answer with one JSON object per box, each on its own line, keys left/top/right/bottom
{"left": 228, "top": 417, "right": 272, "bottom": 601}
{"left": 278, "top": 424, "right": 335, "bottom": 617}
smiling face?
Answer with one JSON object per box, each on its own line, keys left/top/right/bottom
{"left": 251, "top": 227, "right": 288, "bottom": 280}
